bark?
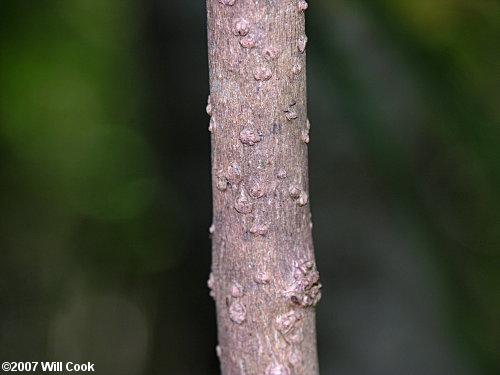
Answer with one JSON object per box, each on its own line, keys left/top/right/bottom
{"left": 206, "top": 1, "right": 320, "bottom": 374}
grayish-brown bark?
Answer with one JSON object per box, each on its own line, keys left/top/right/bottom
{"left": 207, "top": 0, "right": 320, "bottom": 374}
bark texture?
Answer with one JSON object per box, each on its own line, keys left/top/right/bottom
{"left": 207, "top": 1, "right": 320, "bottom": 374}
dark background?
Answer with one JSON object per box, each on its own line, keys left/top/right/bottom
{"left": 0, "top": 0, "right": 498, "bottom": 374}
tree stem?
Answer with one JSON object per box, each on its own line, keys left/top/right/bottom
{"left": 207, "top": 0, "right": 320, "bottom": 373}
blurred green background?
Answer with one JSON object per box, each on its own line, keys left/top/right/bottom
{"left": 0, "top": 0, "right": 498, "bottom": 374}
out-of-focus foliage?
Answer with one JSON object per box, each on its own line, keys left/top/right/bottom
{"left": 0, "top": 1, "right": 184, "bottom": 374}
{"left": 0, "top": 0, "right": 498, "bottom": 374}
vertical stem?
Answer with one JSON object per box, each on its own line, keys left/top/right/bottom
{"left": 206, "top": 0, "right": 320, "bottom": 374}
